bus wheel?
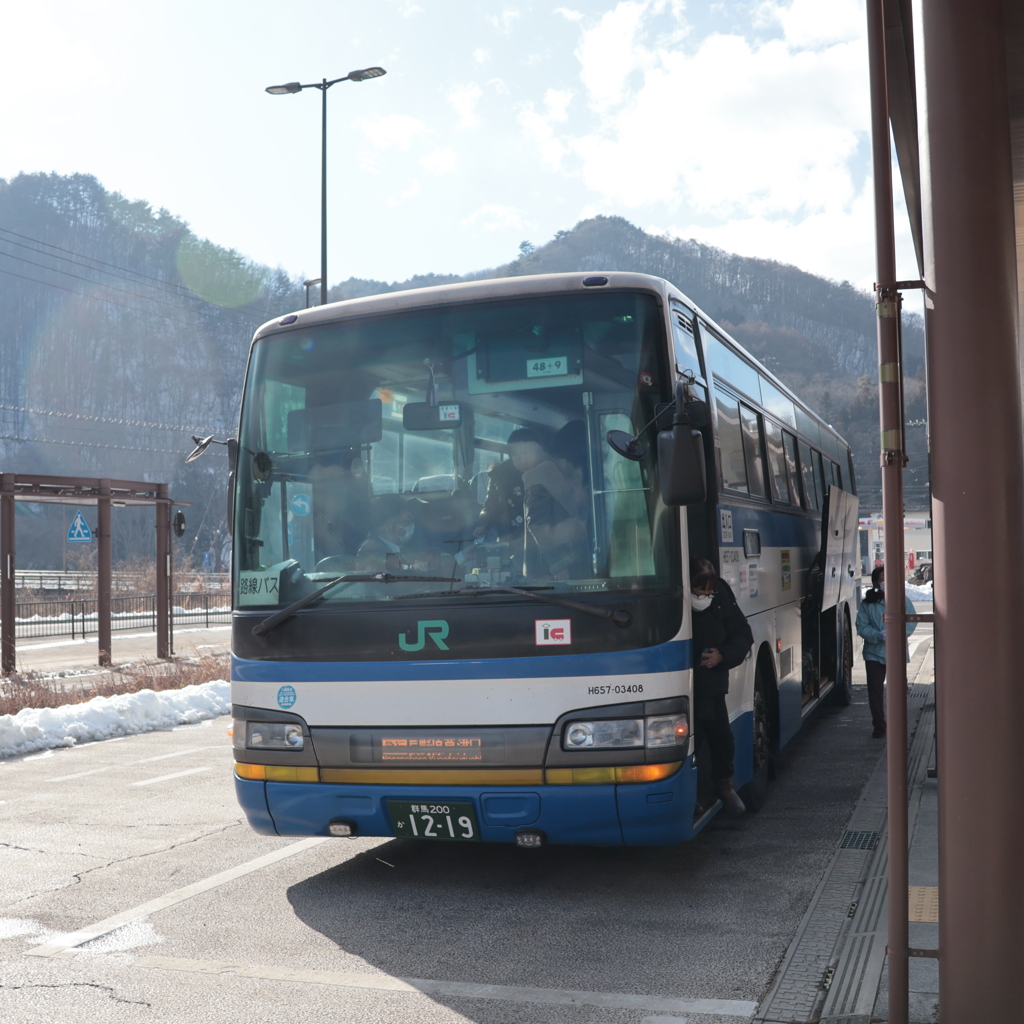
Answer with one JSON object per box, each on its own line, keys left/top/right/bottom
{"left": 741, "top": 668, "right": 771, "bottom": 812}
{"left": 831, "top": 612, "right": 854, "bottom": 707}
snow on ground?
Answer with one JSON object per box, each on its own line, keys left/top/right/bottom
{"left": 0, "top": 680, "right": 229, "bottom": 760}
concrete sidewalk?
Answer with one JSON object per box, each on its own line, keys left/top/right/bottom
{"left": 11, "top": 624, "right": 230, "bottom": 675}
{"left": 757, "top": 610, "right": 938, "bottom": 1023}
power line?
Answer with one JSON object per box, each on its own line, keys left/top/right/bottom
{"left": 0, "top": 402, "right": 230, "bottom": 435}
{"left": 0, "top": 432, "right": 190, "bottom": 456}
{"left": 0, "top": 225, "right": 287, "bottom": 322}
{"left": 0, "top": 263, "right": 264, "bottom": 337}
{"left": 0, "top": 247, "right": 266, "bottom": 331}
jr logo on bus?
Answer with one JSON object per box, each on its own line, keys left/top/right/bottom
{"left": 398, "top": 620, "right": 450, "bottom": 652}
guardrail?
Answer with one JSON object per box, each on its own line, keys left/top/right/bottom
{"left": 10, "top": 593, "right": 231, "bottom": 640}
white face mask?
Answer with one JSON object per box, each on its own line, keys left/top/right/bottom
{"left": 690, "top": 593, "right": 713, "bottom": 612}
{"left": 395, "top": 523, "right": 415, "bottom": 543}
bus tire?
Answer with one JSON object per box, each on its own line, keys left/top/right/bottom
{"left": 831, "top": 609, "right": 854, "bottom": 707}
{"left": 740, "top": 664, "right": 771, "bottom": 812}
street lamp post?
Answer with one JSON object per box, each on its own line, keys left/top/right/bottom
{"left": 266, "top": 67, "right": 386, "bottom": 307}
{"left": 303, "top": 278, "right": 321, "bottom": 309}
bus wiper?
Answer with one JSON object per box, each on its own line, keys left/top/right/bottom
{"left": 396, "top": 583, "right": 632, "bottom": 627}
{"left": 252, "top": 573, "right": 458, "bottom": 638}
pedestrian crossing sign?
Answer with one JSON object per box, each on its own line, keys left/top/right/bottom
{"left": 67, "top": 510, "right": 93, "bottom": 543}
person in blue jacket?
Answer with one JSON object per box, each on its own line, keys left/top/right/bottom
{"left": 856, "top": 566, "right": 917, "bottom": 738}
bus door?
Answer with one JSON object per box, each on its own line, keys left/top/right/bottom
{"left": 814, "top": 486, "right": 860, "bottom": 696}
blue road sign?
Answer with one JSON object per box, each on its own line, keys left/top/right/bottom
{"left": 67, "top": 510, "right": 93, "bottom": 543}
{"left": 290, "top": 493, "right": 312, "bottom": 517}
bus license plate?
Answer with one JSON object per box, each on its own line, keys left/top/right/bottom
{"left": 388, "top": 801, "right": 480, "bottom": 842}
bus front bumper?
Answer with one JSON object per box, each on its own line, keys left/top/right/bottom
{"left": 234, "top": 756, "right": 699, "bottom": 847}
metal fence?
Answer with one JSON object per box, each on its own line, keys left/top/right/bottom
{"left": 10, "top": 593, "right": 231, "bottom": 640}
{"left": 13, "top": 570, "right": 231, "bottom": 594}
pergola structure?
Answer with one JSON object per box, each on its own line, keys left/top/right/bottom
{"left": 0, "top": 474, "right": 187, "bottom": 674}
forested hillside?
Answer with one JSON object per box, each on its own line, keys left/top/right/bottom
{"left": 0, "top": 173, "right": 300, "bottom": 568}
{"left": 0, "top": 178, "right": 919, "bottom": 568}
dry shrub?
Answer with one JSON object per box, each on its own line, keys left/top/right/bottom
{"left": 0, "top": 655, "right": 228, "bottom": 717}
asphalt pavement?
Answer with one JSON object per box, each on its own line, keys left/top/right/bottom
{"left": 0, "top": 656, "right": 901, "bottom": 1024}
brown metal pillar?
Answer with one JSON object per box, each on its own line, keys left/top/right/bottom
{"left": 97, "top": 480, "right": 112, "bottom": 668}
{"left": 0, "top": 474, "right": 15, "bottom": 676}
{"left": 156, "top": 485, "right": 170, "bottom": 660}
{"left": 866, "top": 5, "right": 910, "bottom": 1021}
{"left": 921, "top": 1, "right": 1024, "bottom": 1020}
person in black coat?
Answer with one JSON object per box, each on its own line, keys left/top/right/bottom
{"left": 690, "top": 556, "right": 754, "bottom": 814}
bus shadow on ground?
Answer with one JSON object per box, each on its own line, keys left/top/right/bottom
{"left": 286, "top": 834, "right": 745, "bottom": 1020}
{"left": 284, "top": 697, "right": 880, "bottom": 1021}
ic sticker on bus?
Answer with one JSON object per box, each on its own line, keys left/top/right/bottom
{"left": 536, "top": 620, "right": 572, "bottom": 645}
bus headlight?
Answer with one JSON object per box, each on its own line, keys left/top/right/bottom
{"left": 246, "top": 722, "right": 304, "bottom": 751}
{"left": 563, "top": 719, "right": 644, "bottom": 750}
{"left": 645, "top": 714, "right": 689, "bottom": 748}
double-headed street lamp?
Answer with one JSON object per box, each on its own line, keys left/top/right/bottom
{"left": 266, "top": 67, "right": 386, "bottom": 308}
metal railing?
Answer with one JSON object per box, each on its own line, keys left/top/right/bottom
{"left": 10, "top": 593, "right": 231, "bottom": 640}
{"left": 13, "top": 570, "right": 231, "bottom": 594}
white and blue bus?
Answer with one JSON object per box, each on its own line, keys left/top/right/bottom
{"left": 226, "top": 272, "right": 859, "bottom": 847}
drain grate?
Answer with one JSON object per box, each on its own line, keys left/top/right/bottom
{"left": 839, "top": 829, "right": 880, "bottom": 850}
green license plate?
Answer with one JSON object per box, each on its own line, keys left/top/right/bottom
{"left": 388, "top": 800, "right": 480, "bottom": 842}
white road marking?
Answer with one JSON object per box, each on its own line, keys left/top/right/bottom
{"left": 25, "top": 837, "right": 330, "bottom": 958}
{"left": 48, "top": 747, "right": 222, "bottom": 783}
{"left": 132, "top": 767, "right": 213, "bottom": 787}
{"left": 133, "top": 956, "right": 758, "bottom": 1017}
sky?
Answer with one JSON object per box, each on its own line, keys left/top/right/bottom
{"left": 0, "top": 0, "right": 920, "bottom": 293}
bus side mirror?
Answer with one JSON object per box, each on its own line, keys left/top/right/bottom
{"left": 657, "top": 385, "right": 707, "bottom": 506}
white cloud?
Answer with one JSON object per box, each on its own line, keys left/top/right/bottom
{"left": 473, "top": 48, "right": 490, "bottom": 64}
{"left": 489, "top": 8, "right": 521, "bottom": 34}
{"left": 524, "top": 0, "right": 871, "bottom": 279}
{"left": 448, "top": 83, "right": 483, "bottom": 129}
{"left": 575, "top": 1, "right": 651, "bottom": 107}
{"left": 356, "top": 114, "right": 429, "bottom": 151}
{"left": 554, "top": 7, "right": 585, "bottom": 21}
{"left": 389, "top": 179, "right": 422, "bottom": 205}
{"left": 420, "top": 147, "right": 457, "bottom": 175}
{"left": 758, "top": 0, "right": 863, "bottom": 49}
{"left": 462, "top": 205, "right": 523, "bottom": 230}
{"left": 517, "top": 90, "right": 575, "bottom": 169}
{"left": 488, "top": 78, "right": 510, "bottom": 95}
{"left": 399, "top": 2, "right": 422, "bottom": 15}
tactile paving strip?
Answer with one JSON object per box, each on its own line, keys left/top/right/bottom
{"left": 908, "top": 885, "right": 939, "bottom": 923}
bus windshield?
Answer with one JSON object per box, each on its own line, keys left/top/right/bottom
{"left": 235, "top": 290, "right": 677, "bottom": 606}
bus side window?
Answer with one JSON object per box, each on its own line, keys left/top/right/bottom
{"left": 847, "top": 449, "right": 857, "bottom": 495}
{"left": 739, "top": 405, "right": 767, "bottom": 499}
{"left": 765, "top": 421, "right": 792, "bottom": 503}
{"left": 812, "top": 450, "right": 826, "bottom": 506}
{"left": 671, "top": 306, "right": 701, "bottom": 377}
{"left": 715, "top": 389, "right": 748, "bottom": 494}
{"left": 798, "top": 440, "right": 819, "bottom": 510}
{"left": 783, "top": 431, "right": 802, "bottom": 506}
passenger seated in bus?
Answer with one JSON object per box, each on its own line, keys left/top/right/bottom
{"left": 310, "top": 450, "right": 370, "bottom": 558}
{"left": 409, "top": 484, "right": 479, "bottom": 573}
{"left": 690, "top": 557, "right": 753, "bottom": 816}
{"left": 357, "top": 494, "right": 419, "bottom": 572}
{"left": 473, "top": 428, "right": 550, "bottom": 544}
{"left": 523, "top": 432, "right": 589, "bottom": 580}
